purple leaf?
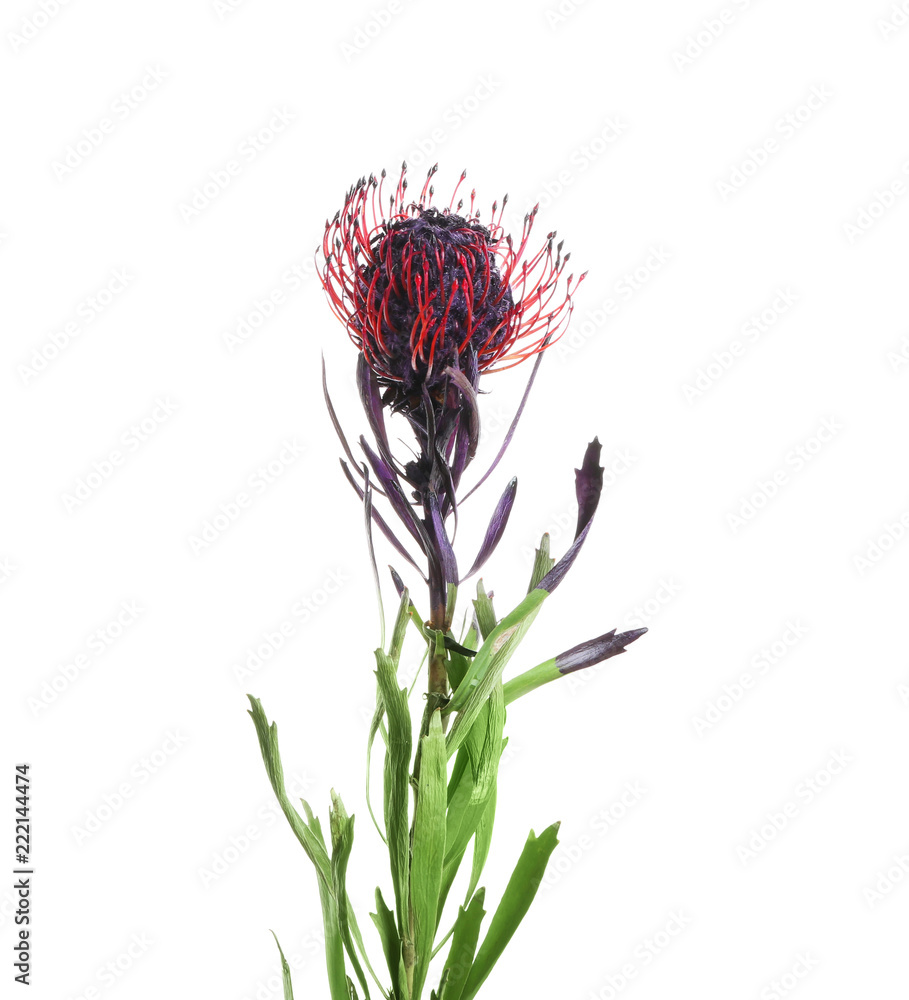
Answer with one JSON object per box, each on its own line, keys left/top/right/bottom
{"left": 389, "top": 565, "right": 406, "bottom": 597}
{"left": 575, "top": 436, "right": 603, "bottom": 538}
{"left": 536, "top": 439, "right": 604, "bottom": 593}
{"left": 425, "top": 488, "right": 458, "bottom": 591}
{"left": 322, "top": 356, "right": 383, "bottom": 493}
{"left": 340, "top": 461, "right": 427, "bottom": 580}
{"left": 461, "top": 477, "right": 518, "bottom": 581}
{"left": 356, "top": 353, "right": 396, "bottom": 471}
{"left": 360, "top": 437, "right": 429, "bottom": 551}
{"left": 460, "top": 332, "right": 550, "bottom": 503}
{"left": 555, "top": 628, "right": 648, "bottom": 675}
{"left": 444, "top": 366, "right": 480, "bottom": 464}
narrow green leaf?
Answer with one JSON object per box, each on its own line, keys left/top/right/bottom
{"left": 472, "top": 581, "right": 497, "bottom": 641}
{"left": 247, "top": 696, "right": 332, "bottom": 887}
{"left": 330, "top": 792, "right": 371, "bottom": 1000}
{"left": 410, "top": 710, "right": 448, "bottom": 1000}
{"left": 500, "top": 657, "right": 560, "bottom": 706}
{"left": 447, "top": 619, "right": 479, "bottom": 692}
{"left": 460, "top": 823, "right": 561, "bottom": 1000}
{"left": 270, "top": 931, "right": 295, "bottom": 1000}
{"left": 371, "top": 888, "right": 407, "bottom": 1000}
{"left": 465, "top": 777, "right": 497, "bottom": 905}
{"left": 445, "top": 591, "right": 548, "bottom": 758}
{"left": 373, "top": 650, "right": 413, "bottom": 939}
{"left": 439, "top": 890, "right": 486, "bottom": 1000}
{"left": 445, "top": 582, "right": 458, "bottom": 625}
{"left": 390, "top": 587, "right": 412, "bottom": 665}
{"left": 438, "top": 688, "right": 504, "bottom": 920}
{"left": 366, "top": 688, "right": 388, "bottom": 845}
{"left": 527, "top": 533, "right": 555, "bottom": 592}
{"left": 446, "top": 589, "right": 547, "bottom": 715}
{"left": 317, "top": 866, "right": 354, "bottom": 1000}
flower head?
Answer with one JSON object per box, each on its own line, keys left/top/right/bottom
{"left": 319, "top": 163, "right": 584, "bottom": 405}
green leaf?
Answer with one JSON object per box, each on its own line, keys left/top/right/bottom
{"left": 371, "top": 888, "right": 407, "bottom": 1000}
{"left": 439, "top": 890, "right": 486, "bottom": 1000}
{"left": 527, "top": 533, "right": 555, "bottom": 592}
{"left": 317, "top": 866, "right": 355, "bottom": 1000}
{"left": 366, "top": 686, "right": 389, "bottom": 845}
{"left": 438, "top": 688, "right": 504, "bottom": 922}
{"left": 270, "top": 931, "right": 295, "bottom": 1000}
{"left": 459, "top": 823, "right": 561, "bottom": 1000}
{"left": 299, "top": 800, "right": 351, "bottom": 1000}
{"left": 390, "top": 587, "right": 413, "bottom": 665}
{"left": 445, "top": 582, "right": 458, "bottom": 626}
{"left": 373, "top": 650, "right": 413, "bottom": 940}
{"left": 444, "top": 590, "right": 548, "bottom": 758}
{"left": 410, "top": 710, "right": 448, "bottom": 1000}
{"left": 472, "top": 581, "right": 497, "bottom": 641}
{"left": 446, "top": 620, "right": 479, "bottom": 692}
{"left": 500, "top": 657, "right": 560, "bottom": 706}
{"left": 330, "top": 792, "right": 371, "bottom": 1000}
{"left": 246, "top": 696, "right": 332, "bottom": 887}
{"left": 465, "top": 777, "right": 497, "bottom": 905}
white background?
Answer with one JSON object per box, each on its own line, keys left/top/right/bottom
{"left": 3, "top": 1, "right": 909, "bottom": 998}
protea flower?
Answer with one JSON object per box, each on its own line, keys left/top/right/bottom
{"left": 319, "top": 162, "right": 583, "bottom": 407}
{"left": 248, "top": 163, "right": 649, "bottom": 1000}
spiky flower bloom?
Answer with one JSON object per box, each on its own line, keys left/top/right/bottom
{"left": 319, "top": 163, "right": 584, "bottom": 406}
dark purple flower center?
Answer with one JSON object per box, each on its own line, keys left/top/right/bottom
{"left": 356, "top": 208, "right": 514, "bottom": 396}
